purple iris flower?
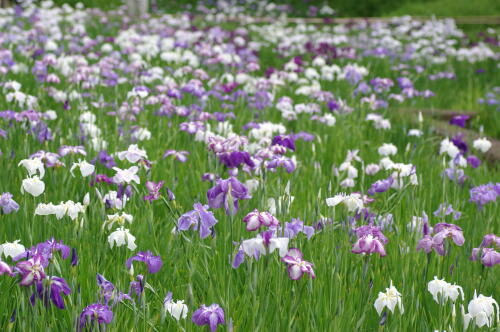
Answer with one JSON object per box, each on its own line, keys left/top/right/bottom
{"left": 192, "top": 303, "right": 225, "bottom": 331}
{"left": 449, "top": 115, "right": 470, "bottom": 128}
{"left": 327, "top": 99, "right": 340, "bottom": 111}
{"left": 466, "top": 155, "right": 481, "bottom": 168}
{"left": 284, "top": 218, "right": 315, "bottom": 239}
{"left": 218, "top": 151, "right": 254, "bottom": 168}
{"left": 96, "top": 274, "right": 131, "bottom": 306}
{"left": 39, "top": 238, "right": 71, "bottom": 260}
{"left": 469, "top": 182, "right": 500, "bottom": 208}
{"left": 78, "top": 303, "right": 113, "bottom": 330}
{"left": 93, "top": 174, "right": 114, "bottom": 186}
{"left": 58, "top": 145, "right": 86, "bottom": 157}
{"left": 351, "top": 225, "right": 388, "bottom": 257}
{"left": 367, "top": 176, "right": 394, "bottom": 196}
{"left": 0, "top": 260, "right": 13, "bottom": 276}
{"left": 207, "top": 177, "right": 251, "bottom": 215}
{"left": 14, "top": 238, "right": 70, "bottom": 269}
{"left": 163, "top": 150, "right": 189, "bottom": 162}
{"left": 451, "top": 134, "right": 468, "bottom": 153}
{"left": 0, "top": 192, "right": 19, "bottom": 214}
{"left": 128, "top": 274, "right": 144, "bottom": 300}
{"left": 125, "top": 251, "right": 163, "bottom": 274}
{"left": 472, "top": 248, "right": 500, "bottom": 267}
{"left": 243, "top": 209, "right": 279, "bottom": 231}
{"left": 397, "top": 77, "right": 414, "bottom": 89}
{"left": 471, "top": 234, "right": 500, "bottom": 267}
{"left": 282, "top": 248, "right": 315, "bottom": 280}
{"left": 178, "top": 203, "right": 218, "bottom": 239}
{"left": 292, "top": 131, "right": 315, "bottom": 141}
{"left": 30, "top": 150, "right": 61, "bottom": 167}
{"left": 31, "top": 276, "right": 71, "bottom": 309}
{"left": 144, "top": 181, "right": 164, "bottom": 202}
{"left": 266, "top": 156, "right": 296, "bottom": 173}
{"left": 179, "top": 121, "right": 204, "bottom": 134}
{"left": 443, "top": 168, "right": 467, "bottom": 185}
{"left": 31, "top": 122, "right": 53, "bottom": 143}
{"left": 15, "top": 255, "right": 46, "bottom": 286}
{"left": 71, "top": 248, "right": 78, "bottom": 267}
{"left": 418, "top": 223, "right": 464, "bottom": 255}
{"left": 93, "top": 150, "right": 116, "bottom": 169}
{"left": 272, "top": 135, "right": 296, "bottom": 151}
{"left": 433, "top": 203, "right": 461, "bottom": 220}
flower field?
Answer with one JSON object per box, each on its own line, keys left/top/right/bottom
{"left": 0, "top": 1, "right": 499, "bottom": 331}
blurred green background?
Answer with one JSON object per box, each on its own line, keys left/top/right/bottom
{"left": 46, "top": 0, "right": 500, "bottom": 17}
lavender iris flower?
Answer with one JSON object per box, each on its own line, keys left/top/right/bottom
{"left": 243, "top": 209, "right": 280, "bottom": 231}
{"left": 178, "top": 203, "right": 218, "bottom": 239}
{"left": 192, "top": 303, "right": 225, "bottom": 331}
{"left": 284, "top": 218, "right": 315, "bottom": 239}
{"left": 144, "top": 181, "right": 164, "bottom": 202}
{"left": 58, "top": 145, "right": 86, "bottom": 157}
{"left": 96, "top": 274, "right": 131, "bottom": 305}
{"left": 207, "top": 177, "right": 251, "bottom": 215}
{"left": 0, "top": 192, "right": 19, "bottom": 214}
{"left": 0, "top": 260, "right": 13, "bottom": 276}
{"left": 266, "top": 156, "right": 296, "bottom": 174}
{"left": 367, "top": 176, "right": 394, "bottom": 196}
{"left": 471, "top": 234, "right": 500, "bottom": 267}
{"left": 128, "top": 274, "right": 144, "bottom": 300}
{"left": 351, "top": 225, "right": 388, "bottom": 256}
{"left": 469, "top": 182, "right": 500, "bottom": 208}
{"left": 125, "top": 251, "right": 163, "bottom": 274}
{"left": 418, "top": 222, "right": 464, "bottom": 255}
{"left": 433, "top": 203, "right": 461, "bottom": 220}
{"left": 281, "top": 248, "right": 315, "bottom": 280}
{"left": 443, "top": 168, "right": 467, "bottom": 185}
{"left": 433, "top": 223, "right": 465, "bottom": 250}
{"left": 163, "top": 150, "right": 189, "bottom": 162}
{"left": 78, "top": 303, "right": 113, "bottom": 330}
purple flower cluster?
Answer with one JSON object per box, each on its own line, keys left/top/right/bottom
{"left": 469, "top": 182, "right": 500, "bottom": 208}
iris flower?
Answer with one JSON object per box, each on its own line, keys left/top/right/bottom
{"left": 79, "top": 303, "right": 113, "bottom": 330}
{"left": 177, "top": 203, "right": 218, "bottom": 239}
{"left": 15, "top": 255, "right": 46, "bottom": 286}
{"left": 192, "top": 303, "right": 225, "bottom": 332}
{"left": 125, "top": 251, "right": 163, "bottom": 274}
{"left": 31, "top": 276, "right": 71, "bottom": 309}
{"left": 374, "top": 281, "right": 404, "bottom": 316}
{"left": 163, "top": 149, "right": 189, "bottom": 162}
{"left": 351, "top": 225, "right": 388, "bottom": 257}
{"left": 0, "top": 193, "right": 19, "bottom": 214}
{"left": 207, "top": 177, "right": 251, "bottom": 215}
{"left": 281, "top": 248, "right": 315, "bottom": 280}
{"left": 242, "top": 209, "right": 279, "bottom": 231}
